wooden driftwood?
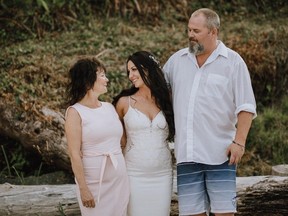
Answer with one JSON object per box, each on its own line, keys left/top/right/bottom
{"left": 0, "top": 176, "right": 287, "bottom": 216}
{"left": 272, "top": 164, "right": 288, "bottom": 176}
{"left": 0, "top": 183, "right": 80, "bottom": 216}
{"left": 0, "top": 100, "right": 71, "bottom": 171}
{"left": 236, "top": 176, "right": 288, "bottom": 216}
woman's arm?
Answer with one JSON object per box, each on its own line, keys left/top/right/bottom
{"left": 65, "top": 107, "right": 95, "bottom": 208}
{"left": 115, "top": 97, "right": 128, "bottom": 149}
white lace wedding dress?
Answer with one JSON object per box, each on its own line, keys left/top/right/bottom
{"left": 123, "top": 98, "right": 173, "bottom": 216}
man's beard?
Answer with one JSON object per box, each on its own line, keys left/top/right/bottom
{"left": 189, "top": 40, "right": 204, "bottom": 55}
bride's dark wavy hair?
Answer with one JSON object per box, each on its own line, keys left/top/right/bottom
{"left": 112, "top": 51, "right": 175, "bottom": 142}
{"left": 66, "top": 56, "right": 106, "bottom": 106}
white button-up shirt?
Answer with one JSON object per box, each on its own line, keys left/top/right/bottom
{"left": 163, "top": 41, "right": 257, "bottom": 165}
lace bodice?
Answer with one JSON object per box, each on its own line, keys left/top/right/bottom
{"left": 123, "top": 105, "right": 172, "bottom": 173}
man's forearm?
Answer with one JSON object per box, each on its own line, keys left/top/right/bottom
{"left": 234, "top": 111, "right": 254, "bottom": 146}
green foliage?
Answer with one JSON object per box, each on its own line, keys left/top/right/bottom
{"left": 1, "top": 145, "right": 11, "bottom": 176}
{"left": 0, "top": 144, "right": 26, "bottom": 177}
{"left": 57, "top": 203, "right": 66, "bottom": 215}
{"left": 247, "top": 96, "right": 288, "bottom": 164}
{"left": 0, "top": 0, "right": 91, "bottom": 44}
{"left": 12, "top": 166, "right": 25, "bottom": 184}
{"left": 242, "top": 0, "right": 287, "bottom": 16}
{"left": 222, "top": 22, "right": 288, "bottom": 109}
{"left": 0, "top": 136, "right": 44, "bottom": 179}
{"left": 7, "top": 145, "right": 26, "bottom": 171}
{"left": 105, "top": 71, "right": 130, "bottom": 102}
{"left": 1, "top": 0, "right": 287, "bottom": 44}
{"left": 186, "top": 0, "right": 288, "bottom": 17}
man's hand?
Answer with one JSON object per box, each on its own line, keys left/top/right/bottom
{"left": 226, "top": 142, "right": 245, "bottom": 165}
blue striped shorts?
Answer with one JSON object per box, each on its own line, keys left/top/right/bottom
{"left": 177, "top": 161, "right": 237, "bottom": 215}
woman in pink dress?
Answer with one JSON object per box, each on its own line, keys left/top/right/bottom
{"left": 65, "top": 56, "right": 129, "bottom": 216}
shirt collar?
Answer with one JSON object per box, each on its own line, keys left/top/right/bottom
{"left": 214, "top": 40, "right": 228, "bottom": 58}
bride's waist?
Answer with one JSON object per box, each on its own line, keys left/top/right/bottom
{"left": 127, "top": 136, "right": 167, "bottom": 144}
{"left": 126, "top": 142, "right": 169, "bottom": 149}
{"left": 126, "top": 167, "right": 172, "bottom": 176}
{"left": 125, "top": 150, "right": 171, "bottom": 166}
{"left": 125, "top": 159, "right": 172, "bottom": 172}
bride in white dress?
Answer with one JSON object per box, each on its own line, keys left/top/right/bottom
{"left": 113, "top": 51, "right": 175, "bottom": 216}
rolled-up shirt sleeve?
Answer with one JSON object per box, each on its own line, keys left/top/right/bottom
{"left": 232, "top": 56, "right": 257, "bottom": 119}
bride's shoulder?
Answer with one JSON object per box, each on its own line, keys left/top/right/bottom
{"left": 115, "top": 96, "right": 130, "bottom": 117}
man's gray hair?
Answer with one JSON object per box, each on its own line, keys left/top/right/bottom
{"left": 191, "top": 8, "right": 220, "bottom": 31}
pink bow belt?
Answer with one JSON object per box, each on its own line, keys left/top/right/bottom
{"left": 83, "top": 149, "right": 121, "bottom": 203}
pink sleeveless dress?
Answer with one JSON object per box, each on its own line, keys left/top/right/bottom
{"left": 68, "top": 102, "right": 129, "bottom": 216}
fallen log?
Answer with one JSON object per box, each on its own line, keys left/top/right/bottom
{"left": 0, "top": 100, "right": 71, "bottom": 171}
{"left": 0, "top": 176, "right": 287, "bottom": 216}
{"left": 272, "top": 164, "right": 288, "bottom": 176}
{"left": 0, "top": 183, "right": 80, "bottom": 216}
{"left": 236, "top": 176, "right": 288, "bottom": 215}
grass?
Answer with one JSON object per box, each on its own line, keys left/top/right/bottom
{"left": 12, "top": 166, "right": 24, "bottom": 184}
{"left": 1, "top": 142, "right": 45, "bottom": 184}
{"left": 1, "top": 145, "right": 11, "bottom": 176}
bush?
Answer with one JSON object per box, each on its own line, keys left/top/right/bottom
{"left": 247, "top": 96, "right": 288, "bottom": 165}
{"left": 223, "top": 26, "right": 288, "bottom": 109}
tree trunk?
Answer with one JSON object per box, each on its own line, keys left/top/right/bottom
{"left": 0, "top": 176, "right": 287, "bottom": 216}
{"left": 0, "top": 100, "right": 71, "bottom": 171}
